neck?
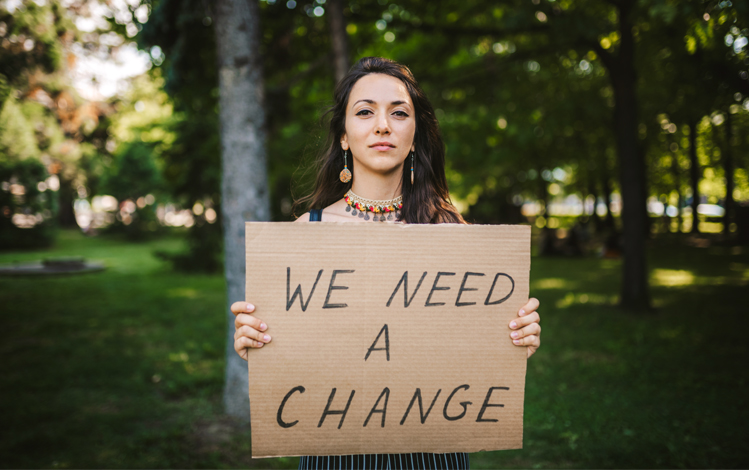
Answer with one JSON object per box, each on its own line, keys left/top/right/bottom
{"left": 350, "top": 164, "right": 403, "bottom": 200}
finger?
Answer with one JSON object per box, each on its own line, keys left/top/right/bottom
{"left": 510, "top": 323, "right": 541, "bottom": 340}
{"left": 231, "top": 302, "right": 255, "bottom": 315}
{"left": 235, "top": 336, "right": 265, "bottom": 352}
{"left": 235, "top": 325, "right": 272, "bottom": 344}
{"left": 518, "top": 297, "right": 540, "bottom": 316}
{"left": 509, "top": 311, "right": 540, "bottom": 330}
{"left": 234, "top": 313, "right": 267, "bottom": 332}
{"left": 234, "top": 342, "right": 249, "bottom": 361}
{"left": 233, "top": 334, "right": 268, "bottom": 362}
{"left": 512, "top": 334, "right": 539, "bottom": 347}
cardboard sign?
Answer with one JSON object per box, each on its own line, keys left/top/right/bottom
{"left": 245, "top": 222, "right": 531, "bottom": 458}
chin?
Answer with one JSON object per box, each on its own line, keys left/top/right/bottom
{"left": 360, "top": 160, "right": 404, "bottom": 175}
{"left": 359, "top": 153, "right": 405, "bottom": 170}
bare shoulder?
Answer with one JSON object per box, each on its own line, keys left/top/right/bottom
{"left": 295, "top": 212, "right": 311, "bottom": 223}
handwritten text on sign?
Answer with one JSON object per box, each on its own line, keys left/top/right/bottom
{"left": 245, "top": 223, "right": 531, "bottom": 458}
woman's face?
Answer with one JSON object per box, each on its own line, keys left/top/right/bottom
{"left": 341, "top": 73, "right": 416, "bottom": 178}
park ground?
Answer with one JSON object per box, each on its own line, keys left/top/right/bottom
{"left": 1, "top": 229, "right": 747, "bottom": 469}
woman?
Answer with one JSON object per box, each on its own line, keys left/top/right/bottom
{"left": 231, "top": 57, "right": 541, "bottom": 469}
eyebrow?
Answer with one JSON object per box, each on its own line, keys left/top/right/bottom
{"left": 353, "top": 99, "right": 411, "bottom": 108}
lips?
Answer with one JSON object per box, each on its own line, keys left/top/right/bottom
{"left": 370, "top": 142, "right": 395, "bottom": 151}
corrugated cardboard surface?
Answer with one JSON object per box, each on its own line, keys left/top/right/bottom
{"left": 245, "top": 222, "right": 530, "bottom": 458}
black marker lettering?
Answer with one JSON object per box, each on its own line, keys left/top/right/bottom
{"left": 443, "top": 384, "right": 472, "bottom": 421}
{"left": 455, "top": 272, "right": 485, "bottom": 307}
{"left": 400, "top": 388, "right": 442, "bottom": 425}
{"left": 484, "top": 273, "right": 515, "bottom": 306}
{"left": 364, "top": 324, "right": 390, "bottom": 361}
{"left": 476, "top": 386, "right": 509, "bottom": 422}
{"left": 318, "top": 388, "right": 355, "bottom": 429}
{"left": 323, "top": 269, "right": 354, "bottom": 309}
{"left": 286, "top": 268, "right": 324, "bottom": 312}
{"left": 425, "top": 272, "right": 455, "bottom": 307}
{"left": 363, "top": 387, "right": 390, "bottom": 428}
{"left": 386, "top": 271, "right": 428, "bottom": 308}
{"left": 277, "top": 385, "right": 305, "bottom": 428}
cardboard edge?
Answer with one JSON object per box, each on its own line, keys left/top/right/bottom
{"left": 245, "top": 221, "right": 532, "bottom": 459}
{"left": 251, "top": 443, "right": 526, "bottom": 459}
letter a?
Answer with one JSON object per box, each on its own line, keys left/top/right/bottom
{"left": 364, "top": 324, "right": 390, "bottom": 361}
{"left": 363, "top": 387, "right": 390, "bottom": 428}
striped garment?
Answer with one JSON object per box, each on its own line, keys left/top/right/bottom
{"left": 298, "top": 453, "right": 469, "bottom": 469}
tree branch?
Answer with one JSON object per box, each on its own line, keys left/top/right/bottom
{"left": 350, "top": 12, "right": 552, "bottom": 38}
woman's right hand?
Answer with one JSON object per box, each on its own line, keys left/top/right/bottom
{"left": 231, "top": 302, "right": 272, "bottom": 361}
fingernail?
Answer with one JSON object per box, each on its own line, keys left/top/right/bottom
{"left": 260, "top": 323, "right": 267, "bottom": 331}
{"left": 247, "top": 303, "right": 255, "bottom": 312}
{"left": 513, "top": 339, "right": 521, "bottom": 345}
{"left": 256, "top": 342, "right": 263, "bottom": 347}
{"left": 510, "top": 321, "right": 517, "bottom": 329}
{"left": 519, "top": 309, "right": 526, "bottom": 316}
{"left": 263, "top": 335, "right": 271, "bottom": 342}
{"left": 511, "top": 331, "right": 519, "bottom": 339}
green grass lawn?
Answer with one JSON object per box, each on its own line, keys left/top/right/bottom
{"left": 1, "top": 230, "right": 747, "bottom": 468}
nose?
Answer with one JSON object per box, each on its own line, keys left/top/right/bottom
{"left": 374, "top": 113, "right": 391, "bottom": 135}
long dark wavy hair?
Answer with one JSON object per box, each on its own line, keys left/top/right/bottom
{"left": 294, "top": 57, "right": 465, "bottom": 224}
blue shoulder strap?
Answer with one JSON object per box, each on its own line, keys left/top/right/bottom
{"left": 309, "top": 208, "right": 323, "bottom": 222}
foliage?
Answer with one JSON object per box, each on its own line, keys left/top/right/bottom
{"left": 0, "top": 0, "right": 72, "bottom": 89}
{"left": 0, "top": 0, "right": 117, "bottom": 231}
{"left": 135, "top": 0, "right": 223, "bottom": 271}
{"left": 132, "top": 0, "right": 748, "bottom": 224}
{"left": 99, "top": 139, "right": 165, "bottom": 240}
{"left": 9, "top": 0, "right": 749, "bottom": 254}
{"left": 102, "top": 141, "right": 162, "bottom": 201}
{"left": 0, "top": 93, "right": 40, "bottom": 161}
{"left": 0, "top": 158, "right": 57, "bottom": 249}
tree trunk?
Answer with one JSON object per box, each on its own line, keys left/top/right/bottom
{"left": 327, "top": 0, "right": 350, "bottom": 83}
{"left": 57, "top": 173, "right": 78, "bottom": 228}
{"left": 539, "top": 173, "right": 549, "bottom": 217}
{"left": 602, "top": 173, "right": 616, "bottom": 230}
{"left": 688, "top": 119, "right": 700, "bottom": 233}
{"left": 610, "top": 0, "right": 651, "bottom": 310}
{"left": 215, "top": 0, "right": 271, "bottom": 419}
{"left": 640, "top": 143, "right": 652, "bottom": 239}
{"left": 588, "top": 175, "right": 602, "bottom": 232}
{"left": 723, "top": 111, "right": 735, "bottom": 237}
{"left": 670, "top": 148, "right": 682, "bottom": 233}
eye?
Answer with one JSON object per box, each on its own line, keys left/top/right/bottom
{"left": 393, "top": 110, "right": 409, "bottom": 117}
{"left": 356, "top": 109, "right": 373, "bottom": 116}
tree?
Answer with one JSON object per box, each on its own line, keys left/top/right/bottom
{"left": 214, "top": 0, "right": 271, "bottom": 418}
{"left": 137, "top": 0, "right": 224, "bottom": 271}
{"left": 0, "top": 0, "right": 90, "bottom": 241}
{"left": 100, "top": 139, "right": 164, "bottom": 239}
{"left": 328, "top": 0, "right": 351, "bottom": 82}
{"left": 347, "top": 0, "right": 653, "bottom": 308}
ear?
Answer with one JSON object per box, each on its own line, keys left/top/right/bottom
{"left": 411, "top": 143, "right": 415, "bottom": 152}
{"left": 341, "top": 135, "right": 349, "bottom": 151}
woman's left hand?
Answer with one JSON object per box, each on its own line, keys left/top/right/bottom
{"left": 509, "top": 297, "right": 541, "bottom": 358}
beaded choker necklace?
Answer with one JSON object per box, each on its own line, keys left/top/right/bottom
{"left": 344, "top": 190, "right": 403, "bottom": 222}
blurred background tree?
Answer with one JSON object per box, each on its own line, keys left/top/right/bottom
{"left": 1, "top": 0, "right": 747, "bottom": 421}
{"left": 0, "top": 0, "right": 73, "bottom": 246}
{"left": 136, "top": 0, "right": 224, "bottom": 271}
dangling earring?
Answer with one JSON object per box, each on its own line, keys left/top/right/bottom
{"left": 339, "top": 149, "right": 352, "bottom": 183}
{"left": 410, "top": 151, "right": 415, "bottom": 184}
